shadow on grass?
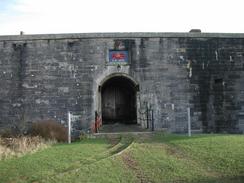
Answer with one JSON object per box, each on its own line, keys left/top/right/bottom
{"left": 149, "top": 132, "right": 242, "bottom": 143}
{"left": 197, "top": 175, "right": 244, "bottom": 183}
{"left": 52, "top": 138, "right": 110, "bottom": 147}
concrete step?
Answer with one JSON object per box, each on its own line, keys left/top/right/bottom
{"left": 98, "top": 123, "right": 150, "bottom": 133}
{"left": 92, "top": 131, "right": 155, "bottom": 139}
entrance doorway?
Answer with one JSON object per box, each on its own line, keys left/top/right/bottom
{"left": 101, "top": 76, "right": 137, "bottom": 124}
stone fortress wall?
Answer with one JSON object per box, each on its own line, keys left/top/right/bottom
{"left": 0, "top": 32, "right": 244, "bottom": 134}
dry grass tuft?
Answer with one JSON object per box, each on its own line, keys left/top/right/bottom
{"left": 0, "top": 136, "right": 55, "bottom": 160}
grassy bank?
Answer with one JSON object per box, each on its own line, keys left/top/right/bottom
{"left": 0, "top": 134, "right": 243, "bottom": 183}
{"left": 0, "top": 136, "right": 53, "bottom": 160}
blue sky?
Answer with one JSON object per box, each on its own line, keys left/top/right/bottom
{"left": 0, "top": 0, "right": 244, "bottom": 35}
{"left": 0, "top": 0, "right": 13, "bottom": 11}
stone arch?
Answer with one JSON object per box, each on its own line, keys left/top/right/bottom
{"left": 96, "top": 73, "right": 140, "bottom": 125}
{"left": 99, "top": 73, "right": 139, "bottom": 89}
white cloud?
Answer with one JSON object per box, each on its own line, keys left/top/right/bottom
{"left": 0, "top": 0, "right": 244, "bottom": 35}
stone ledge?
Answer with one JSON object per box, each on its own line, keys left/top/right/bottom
{"left": 1, "top": 32, "right": 244, "bottom": 41}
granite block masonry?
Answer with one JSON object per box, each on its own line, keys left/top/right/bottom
{"left": 0, "top": 32, "right": 244, "bottom": 134}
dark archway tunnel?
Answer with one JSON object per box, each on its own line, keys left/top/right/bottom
{"left": 101, "top": 76, "right": 137, "bottom": 124}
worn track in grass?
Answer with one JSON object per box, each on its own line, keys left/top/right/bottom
{"left": 43, "top": 136, "right": 134, "bottom": 182}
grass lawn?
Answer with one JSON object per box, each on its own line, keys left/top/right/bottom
{"left": 0, "top": 134, "right": 243, "bottom": 183}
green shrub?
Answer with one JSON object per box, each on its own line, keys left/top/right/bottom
{"left": 0, "top": 127, "right": 21, "bottom": 138}
{"left": 0, "top": 129, "right": 13, "bottom": 138}
{"left": 31, "top": 120, "right": 68, "bottom": 142}
{"left": 79, "top": 131, "right": 88, "bottom": 140}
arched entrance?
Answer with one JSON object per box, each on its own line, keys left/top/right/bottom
{"left": 100, "top": 75, "right": 138, "bottom": 124}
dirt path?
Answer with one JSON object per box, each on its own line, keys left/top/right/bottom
{"left": 121, "top": 152, "right": 152, "bottom": 183}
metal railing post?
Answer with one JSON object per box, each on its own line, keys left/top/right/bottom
{"left": 95, "top": 111, "right": 98, "bottom": 133}
{"left": 151, "top": 109, "right": 154, "bottom": 131}
{"left": 146, "top": 105, "right": 149, "bottom": 129}
{"left": 187, "top": 107, "right": 191, "bottom": 137}
{"left": 68, "top": 111, "right": 71, "bottom": 144}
